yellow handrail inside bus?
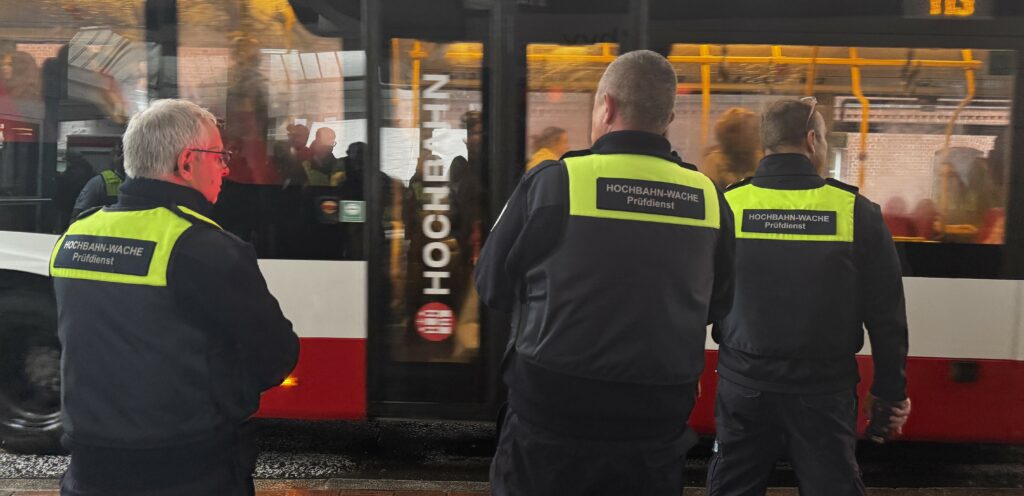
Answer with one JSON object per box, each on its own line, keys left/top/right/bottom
{"left": 849, "top": 47, "right": 870, "bottom": 190}
{"left": 700, "top": 44, "right": 712, "bottom": 149}
{"left": 666, "top": 54, "right": 980, "bottom": 69}
{"left": 443, "top": 44, "right": 982, "bottom": 71}
{"left": 938, "top": 49, "right": 977, "bottom": 233}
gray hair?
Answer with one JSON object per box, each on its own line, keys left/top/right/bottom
{"left": 761, "top": 99, "right": 816, "bottom": 151}
{"left": 596, "top": 50, "right": 678, "bottom": 133}
{"left": 122, "top": 99, "right": 217, "bottom": 179}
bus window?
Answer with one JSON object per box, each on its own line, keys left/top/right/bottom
{"left": 525, "top": 43, "right": 618, "bottom": 178}
{"left": 178, "top": 0, "right": 368, "bottom": 261}
{"left": 0, "top": 3, "right": 147, "bottom": 233}
{"left": 666, "top": 44, "right": 1015, "bottom": 245}
{"left": 381, "top": 39, "right": 484, "bottom": 365}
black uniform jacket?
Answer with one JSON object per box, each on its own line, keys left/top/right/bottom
{"left": 476, "top": 131, "right": 735, "bottom": 438}
{"left": 57, "top": 178, "right": 298, "bottom": 481}
{"left": 715, "top": 154, "right": 909, "bottom": 401}
{"left": 71, "top": 170, "right": 123, "bottom": 218}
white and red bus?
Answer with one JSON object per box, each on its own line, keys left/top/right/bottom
{"left": 1, "top": 0, "right": 1023, "bottom": 453}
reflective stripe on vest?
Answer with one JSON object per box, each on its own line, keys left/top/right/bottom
{"left": 99, "top": 169, "right": 122, "bottom": 198}
{"left": 49, "top": 207, "right": 220, "bottom": 286}
{"left": 726, "top": 183, "right": 855, "bottom": 242}
{"left": 565, "top": 154, "right": 720, "bottom": 229}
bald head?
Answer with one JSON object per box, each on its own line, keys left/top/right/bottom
{"left": 591, "top": 50, "right": 678, "bottom": 143}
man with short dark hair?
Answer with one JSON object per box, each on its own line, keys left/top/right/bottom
{"left": 51, "top": 99, "right": 298, "bottom": 496}
{"left": 707, "top": 98, "right": 911, "bottom": 496}
{"left": 477, "top": 50, "right": 734, "bottom": 496}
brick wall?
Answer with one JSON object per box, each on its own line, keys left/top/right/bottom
{"left": 14, "top": 43, "right": 62, "bottom": 67}
{"left": 843, "top": 133, "right": 996, "bottom": 211}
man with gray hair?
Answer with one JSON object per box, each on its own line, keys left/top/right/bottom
{"left": 50, "top": 99, "right": 298, "bottom": 495}
{"left": 708, "top": 98, "right": 910, "bottom": 495}
{"left": 477, "top": 50, "right": 734, "bottom": 495}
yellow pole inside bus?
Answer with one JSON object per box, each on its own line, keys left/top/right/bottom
{"left": 411, "top": 40, "right": 425, "bottom": 127}
{"left": 700, "top": 44, "right": 712, "bottom": 149}
{"left": 804, "top": 46, "right": 819, "bottom": 97}
{"left": 938, "top": 49, "right": 977, "bottom": 233}
{"left": 849, "top": 47, "right": 870, "bottom": 189}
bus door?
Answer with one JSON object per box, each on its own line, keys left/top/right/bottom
{"left": 367, "top": 0, "right": 493, "bottom": 418}
{"left": 367, "top": 0, "right": 636, "bottom": 419}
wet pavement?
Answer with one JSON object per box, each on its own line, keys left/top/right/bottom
{"left": 2, "top": 419, "right": 1023, "bottom": 491}
{"left": 1, "top": 480, "right": 1024, "bottom": 495}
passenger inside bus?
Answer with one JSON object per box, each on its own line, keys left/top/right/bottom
{"left": 701, "top": 107, "right": 762, "bottom": 190}
{"left": 525, "top": 126, "right": 568, "bottom": 172}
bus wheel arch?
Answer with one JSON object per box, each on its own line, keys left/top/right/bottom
{"left": 0, "top": 288, "right": 65, "bottom": 455}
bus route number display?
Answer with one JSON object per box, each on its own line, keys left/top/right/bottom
{"left": 904, "top": 0, "right": 988, "bottom": 18}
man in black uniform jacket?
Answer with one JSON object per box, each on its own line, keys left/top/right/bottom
{"left": 707, "top": 98, "right": 911, "bottom": 496}
{"left": 476, "top": 50, "right": 735, "bottom": 496}
{"left": 50, "top": 99, "right": 299, "bottom": 496}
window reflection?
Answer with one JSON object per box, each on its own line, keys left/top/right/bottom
{"left": 383, "top": 39, "right": 483, "bottom": 363}
{"left": 178, "top": 0, "right": 367, "bottom": 261}
{"left": 0, "top": 1, "right": 146, "bottom": 232}
{"left": 525, "top": 43, "right": 617, "bottom": 178}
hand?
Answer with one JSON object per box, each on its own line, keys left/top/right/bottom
{"left": 888, "top": 397, "right": 911, "bottom": 435}
{"left": 866, "top": 395, "right": 912, "bottom": 439}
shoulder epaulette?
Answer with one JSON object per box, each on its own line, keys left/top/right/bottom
{"left": 559, "top": 148, "right": 593, "bottom": 160}
{"left": 169, "top": 205, "right": 222, "bottom": 229}
{"left": 678, "top": 160, "right": 699, "bottom": 172}
{"left": 524, "top": 159, "right": 564, "bottom": 181}
{"left": 725, "top": 177, "right": 753, "bottom": 191}
{"left": 71, "top": 206, "right": 103, "bottom": 223}
{"left": 825, "top": 178, "right": 859, "bottom": 194}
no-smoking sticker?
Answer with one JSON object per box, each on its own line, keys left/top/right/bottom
{"left": 415, "top": 302, "right": 455, "bottom": 342}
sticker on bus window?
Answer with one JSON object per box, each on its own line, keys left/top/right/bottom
{"left": 415, "top": 302, "right": 455, "bottom": 342}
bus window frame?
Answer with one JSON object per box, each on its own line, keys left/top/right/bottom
{"left": 646, "top": 18, "right": 1024, "bottom": 280}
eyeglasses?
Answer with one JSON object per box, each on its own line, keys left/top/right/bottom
{"left": 800, "top": 96, "right": 818, "bottom": 131}
{"left": 189, "top": 148, "right": 232, "bottom": 168}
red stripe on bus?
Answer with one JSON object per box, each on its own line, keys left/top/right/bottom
{"left": 691, "top": 352, "right": 1024, "bottom": 443}
{"left": 256, "top": 337, "right": 367, "bottom": 420}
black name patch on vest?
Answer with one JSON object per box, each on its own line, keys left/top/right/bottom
{"left": 53, "top": 235, "right": 156, "bottom": 276}
{"left": 596, "top": 178, "right": 705, "bottom": 219}
{"left": 742, "top": 209, "right": 837, "bottom": 235}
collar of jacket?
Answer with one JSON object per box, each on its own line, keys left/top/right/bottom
{"left": 565, "top": 130, "right": 696, "bottom": 171}
{"left": 752, "top": 153, "right": 826, "bottom": 189}
{"left": 115, "top": 177, "right": 214, "bottom": 216}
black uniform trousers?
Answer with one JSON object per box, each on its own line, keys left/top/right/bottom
{"left": 707, "top": 378, "right": 865, "bottom": 496}
{"left": 490, "top": 408, "right": 698, "bottom": 496}
{"left": 60, "top": 424, "right": 258, "bottom": 496}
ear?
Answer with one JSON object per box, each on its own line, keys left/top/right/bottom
{"left": 602, "top": 93, "right": 616, "bottom": 125}
{"left": 805, "top": 130, "right": 817, "bottom": 154}
{"left": 177, "top": 149, "right": 194, "bottom": 180}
